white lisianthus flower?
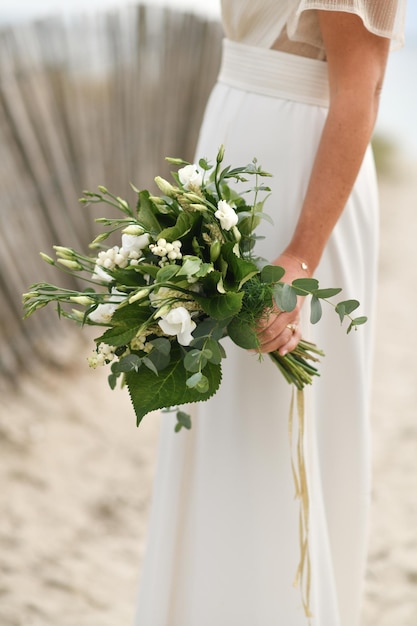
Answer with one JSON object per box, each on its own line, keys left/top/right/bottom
{"left": 178, "top": 164, "right": 203, "bottom": 190}
{"left": 215, "top": 200, "right": 238, "bottom": 231}
{"left": 92, "top": 264, "right": 113, "bottom": 283}
{"left": 121, "top": 232, "right": 150, "bottom": 254}
{"left": 158, "top": 306, "right": 196, "bottom": 346}
{"left": 88, "top": 289, "right": 126, "bottom": 323}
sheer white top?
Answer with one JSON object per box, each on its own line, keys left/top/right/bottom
{"left": 221, "top": 0, "right": 407, "bottom": 51}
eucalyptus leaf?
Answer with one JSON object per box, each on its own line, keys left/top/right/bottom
{"left": 142, "top": 356, "right": 159, "bottom": 376}
{"left": 184, "top": 349, "right": 205, "bottom": 373}
{"left": 335, "top": 299, "right": 360, "bottom": 323}
{"left": 273, "top": 283, "right": 297, "bottom": 312}
{"left": 313, "top": 287, "right": 342, "bottom": 299}
{"left": 186, "top": 372, "right": 203, "bottom": 388}
{"left": 310, "top": 296, "right": 322, "bottom": 324}
{"left": 291, "top": 278, "right": 319, "bottom": 295}
{"left": 347, "top": 316, "right": 368, "bottom": 333}
{"left": 145, "top": 345, "right": 171, "bottom": 371}
{"left": 108, "top": 373, "right": 118, "bottom": 390}
{"left": 114, "top": 354, "right": 142, "bottom": 373}
{"left": 149, "top": 337, "right": 171, "bottom": 355}
{"left": 260, "top": 264, "right": 285, "bottom": 284}
{"left": 175, "top": 410, "right": 192, "bottom": 431}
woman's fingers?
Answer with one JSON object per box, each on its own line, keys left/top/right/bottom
{"left": 256, "top": 312, "right": 301, "bottom": 354}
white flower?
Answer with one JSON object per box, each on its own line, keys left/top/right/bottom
{"left": 121, "top": 232, "right": 150, "bottom": 254}
{"left": 88, "top": 289, "right": 126, "bottom": 324}
{"left": 87, "top": 342, "right": 117, "bottom": 368}
{"left": 92, "top": 264, "right": 113, "bottom": 283}
{"left": 178, "top": 164, "right": 203, "bottom": 190}
{"left": 215, "top": 200, "right": 238, "bottom": 231}
{"left": 158, "top": 306, "right": 196, "bottom": 346}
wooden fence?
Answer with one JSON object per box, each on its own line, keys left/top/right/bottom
{"left": 0, "top": 4, "right": 222, "bottom": 389}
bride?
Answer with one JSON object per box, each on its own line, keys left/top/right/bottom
{"left": 134, "top": 2, "right": 406, "bottom": 624}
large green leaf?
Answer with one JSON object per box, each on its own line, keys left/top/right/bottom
{"left": 136, "top": 190, "right": 162, "bottom": 234}
{"left": 157, "top": 211, "right": 200, "bottom": 241}
{"left": 227, "top": 317, "right": 258, "bottom": 349}
{"left": 126, "top": 345, "right": 222, "bottom": 425}
{"left": 97, "top": 303, "right": 152, "bottom": 347}
{"left": 222, "top": 243, "right": 258, "bottom": 289}
{"left": 193, "top": 290, "right": 244, "bottom": 320}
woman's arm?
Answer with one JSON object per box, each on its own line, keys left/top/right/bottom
{"left": 257, "top": 11, "right": 390, "bottom": 354}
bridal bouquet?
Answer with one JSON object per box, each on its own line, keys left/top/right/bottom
{"left": 23, "top": 146, "right": 366, "bottom": 430}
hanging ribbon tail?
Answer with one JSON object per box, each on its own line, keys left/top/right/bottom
{"left": 289, "top": 388, "right": 313, "bottom": 620}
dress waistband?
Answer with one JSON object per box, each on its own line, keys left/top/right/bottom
{"left": 218, "top": 38, "right": 330, "bottom": 108}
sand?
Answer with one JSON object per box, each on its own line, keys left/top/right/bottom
{"left": 1, "top": 162, "right": 416, "bottom": 626}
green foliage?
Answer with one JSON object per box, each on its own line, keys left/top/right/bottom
{"left": 126, "top": 345, "right": 222, "bottom": 426}
{"left": 23, "top": 144, "right": 367, "bottom": 430}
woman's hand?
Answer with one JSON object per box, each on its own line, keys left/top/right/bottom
{"left": 255, "top": 252, "right": 309, "bottom": 355}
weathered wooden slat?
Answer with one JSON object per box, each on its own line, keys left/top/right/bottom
{"left": 0, "top": 4, "right": 222, "bottom": 384}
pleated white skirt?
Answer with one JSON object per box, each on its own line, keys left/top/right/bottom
{"left": 134, "top": 39, "right": 378, "bottom": 626}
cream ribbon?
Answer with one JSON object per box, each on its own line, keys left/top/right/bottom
{"left": 289, "top": 388, "right": 313, "bottom": 620}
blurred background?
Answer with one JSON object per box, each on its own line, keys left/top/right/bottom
{"left": 0, "top": 2, "right": 416, "bottom": 625}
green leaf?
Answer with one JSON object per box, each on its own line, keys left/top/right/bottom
{"left": 193, "top": 291, "right": 244, "bottom": 320}
{"left": 198, "top": 158, "right": 212, "bottom": 171}
{"left": 273, "top": 283, "right": 297, "bottom": 312}
{"left": 312, "top": 287, "right": 342, "bottom": 299}
{"left": 260, "top": 264, "right": 285, "bottom": 284}
{"left": 347, "top": 316, "right": 368, "bottom": 333}
{"left": 142, "top": 356, "right": 159, "bottom": 375}
{"left": 114, "top": 354, "right": 142, "bottom": 373}
{"left": 186, "top": 372, "right": 203, "bottom": 388}
{"left": 227, "top": 317, "right": 258, "bottom": 349}
{"left": 175, "top": 410, "right": 192, "bottom": 431}
{"left": 144, "top": 346, "right": 171, "bottom": 371}
{"left": 184, "top": 349, "right": 205, "bottom": 373}
{"left": 335, "top": 299, "right": 360, "bottom": 323}
{"left": 203, "top": 339, "right": 224, "bottom": 364}
{"left": 108, "top": 373, "right": 118, "bottom": 390}
{"left": 149, "top": 337, "right": 171, "bottom": 355}
{"left": 156, "top": 264, "right": 180, "bottom": 282}
{"left": 99, "top": 325, "right": 140, "bottom": 347}
{"left": 177, "top": 256, "right": 202, "bottom": 277}
{"left": 97, "top": 303, "right": 152, "bottom": 347}
{"left": 126, "top": 345, "right": 221, "bottom": 425}
{"left": 291, "top": 278, "right": 319, "bottom": 295}
{"left": 158, "top": 211, "right": 199, "bottom": 241}
{"left": 221, "top": 243, "right": 259, "bottom": 289}
{"left": 136, "top": 190, "right": 162, "bottom": 234}
{"left": 190, "top": 318, "right": 228, "bottom": 342}
{"left": 310, "top": 296, "right": 322, "bottom": 324}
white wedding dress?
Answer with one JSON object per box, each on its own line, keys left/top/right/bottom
{"left": 134, "top": 2, "right": 406, "bottom": 625}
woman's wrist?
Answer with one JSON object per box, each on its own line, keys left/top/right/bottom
{"left": 279, "top": 250, "right": 312, "bottom": 277}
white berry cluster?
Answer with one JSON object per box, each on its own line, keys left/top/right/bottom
{"left": 149, "top": 239, "right": 182, "bottom": 267}
{"left": 87, "top": 343, "right": 117, "bottom": 368}
{"left": 96, "top": 245, "right": 141, "bottom": 272}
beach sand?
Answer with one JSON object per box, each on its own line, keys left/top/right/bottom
{"left": 1, "top": 162, "right": 416, "bottom": 625}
